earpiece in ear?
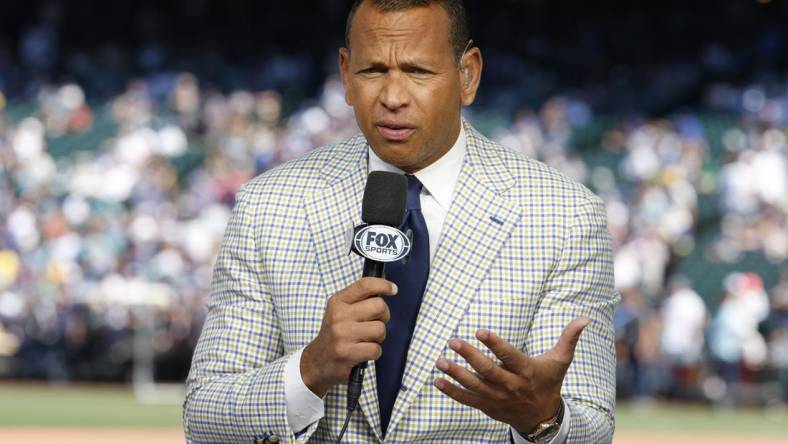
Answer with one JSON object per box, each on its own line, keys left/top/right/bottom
{"left": 459, "top": 39, "right": 474, "bottom": 87}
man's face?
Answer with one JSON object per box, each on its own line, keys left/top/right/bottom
{"left": 340, "top": 2, "right": 478, "bottom": 173}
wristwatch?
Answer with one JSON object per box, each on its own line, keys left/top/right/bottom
{"left": 525, "top": 401, "right": 564, "bottom": 443}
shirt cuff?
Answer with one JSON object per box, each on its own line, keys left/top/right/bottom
{"left": 511, "top": 397, "right": 571, "bottom": 444}
{"left": 284, "top": 347, "right": 326, "bottom": 433}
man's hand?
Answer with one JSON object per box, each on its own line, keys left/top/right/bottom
{"left": 433, "top": 317, "right": 591, "bottom": 435}
{"left": 301, "top": 277, "right": 398, "bottom": 398}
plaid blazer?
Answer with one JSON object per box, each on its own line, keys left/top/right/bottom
{"left": 184, "top": 120, "right": 618, "bottom": 443}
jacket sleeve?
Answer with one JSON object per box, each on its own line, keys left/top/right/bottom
{"left": 527, "top": 194, "right": 619, "bottom": 443}
{"left": 183, "top": 184, "right": 320, "bottom": 443}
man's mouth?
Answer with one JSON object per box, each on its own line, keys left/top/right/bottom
{"left": 375, "top": 123, "right": 416, "bottom": 142}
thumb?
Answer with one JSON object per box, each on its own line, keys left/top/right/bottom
{"left": 551, "top": 317, "right": 591, "bottom": 366}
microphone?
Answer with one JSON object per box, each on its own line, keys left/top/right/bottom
{"left": 338, "top": 171, "right": 407, "bottom": 442}
{"left": 358, "top": 171, "right": 408, "bottom": 279}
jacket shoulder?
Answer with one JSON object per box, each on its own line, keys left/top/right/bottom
{"left": 481, "top": 133, "right": 600, "bottom": 206}
{"left": 239, "top": 133, "right": 366, "bottom": 202}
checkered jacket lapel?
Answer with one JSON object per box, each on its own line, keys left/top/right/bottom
{"left": 302, "top": 134, "right": 366, "bottom": 300}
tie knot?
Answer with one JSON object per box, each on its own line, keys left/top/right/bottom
{"left": 405, "top": 174, "right": 423, "bottom": 210}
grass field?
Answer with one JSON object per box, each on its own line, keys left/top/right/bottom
{"left": 1, "top": 383, "right": 787, "bottom": 443}
{"left": 0, "top": 384, "right": 182, "bottom": 428}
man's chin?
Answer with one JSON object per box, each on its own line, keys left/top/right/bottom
{"left": 371, "top": 145, "right": 422, "bottom": 172}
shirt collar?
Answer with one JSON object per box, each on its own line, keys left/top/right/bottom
{"left": 368, "top": 123, "right": 466, "bottom": 212}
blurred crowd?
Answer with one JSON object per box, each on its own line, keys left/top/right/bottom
{"left": 0, "top": 73, "right": 361, "bottom": 381}
{"left": 599, "top": 84, "right": 788, "bottom": 405}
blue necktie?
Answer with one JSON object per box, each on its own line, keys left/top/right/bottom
{"left": 376, "top": 174, "right": 430, "bottom": 436}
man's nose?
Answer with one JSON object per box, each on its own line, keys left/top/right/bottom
{"left": 379, "top": 72, "right": 409, "bottom": 111}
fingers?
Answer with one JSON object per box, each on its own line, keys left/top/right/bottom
{"left": 552, "top": 316, "right": 591, "bottom": 365}
{"left": 435, "top": 357, "right": 504, "bottom": 399}
{"left": 475, "top": 329, "right": 528, "bottom": 372}
{"left": 348, "top": 342, "right": 383, "bottom": 363}
{"left": 352, "top": 296, "right": 391, "bottom": 323}
{"left": 339, "top": 278, "right": 398, "bottom": 304}
{"left": 433, "top": 378, "right": 487, "bottom": 410}
{"left": 354, "top": 320, "right": 387, "bottom": 343}
{"left": 446, "top": 338, "right": 514, "bottom": 386}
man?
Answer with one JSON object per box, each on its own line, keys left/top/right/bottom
{"left": 183, "top": 1, "right": 618, "bottom": 443}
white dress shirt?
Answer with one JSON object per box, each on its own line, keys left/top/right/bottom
{"left": 283, "top": 124, "right": 570, "bottom": 443}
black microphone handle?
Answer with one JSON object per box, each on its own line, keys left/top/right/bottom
{"left": 362, "top": 259, "right": 385, "bottom": 279}
{"left": 346, "top": 259, "right": 385, "bottom": 412}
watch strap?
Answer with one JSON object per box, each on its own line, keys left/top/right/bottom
{"left": 525, "top": 400, "right": 564, "bottom": 442}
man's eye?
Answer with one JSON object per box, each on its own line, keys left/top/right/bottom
{"left": 360, "top": 68, "right": 385, "bottom": 74}
{"left": 410, "top": 68, "right": 433, "bottom": 76}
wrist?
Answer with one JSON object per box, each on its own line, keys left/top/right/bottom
{"left": 300, "top": 344, "right": 330, "bottom": 398}
{"left": 520, "top": 399, "right": 564, "bottom": 443}
{"left": 516, "top": 397, "right": 562, "bottom": 436}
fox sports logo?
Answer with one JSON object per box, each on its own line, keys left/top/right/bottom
{"left": 354, "top": 225, "right": 411, "bottom": 262}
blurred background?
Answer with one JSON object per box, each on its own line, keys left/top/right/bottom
{"left": 0, "top": 0, "right": 787, "bottom": 442}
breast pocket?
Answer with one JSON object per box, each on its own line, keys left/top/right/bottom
{"left": 456, "top": 285, "right": 539, "bottom": 355}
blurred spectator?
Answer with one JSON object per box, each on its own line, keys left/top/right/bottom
{"left": 767, "top": 270, "right": 788, "bottom": 403}
{"left": 708, "top": 272, "right": 771, "bottom": 404}
{"left": 614, "top": 287, "right": 642, "bottom": 399}
{"left": 661, "top": 278, "right": 707, "bottom": 365}
{"left": 660, "top": 277, "right": 707, "bottom": 398}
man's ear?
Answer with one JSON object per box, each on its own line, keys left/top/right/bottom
{"left": 339, "top": 47, "right": 353, "bottom": 106}
{"left": 459, "top": 47, "right": 482, "bottom": 107}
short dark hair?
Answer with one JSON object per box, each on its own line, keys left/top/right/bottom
{"left": 345, "top": 0, "right": 470, "bottom": 62}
